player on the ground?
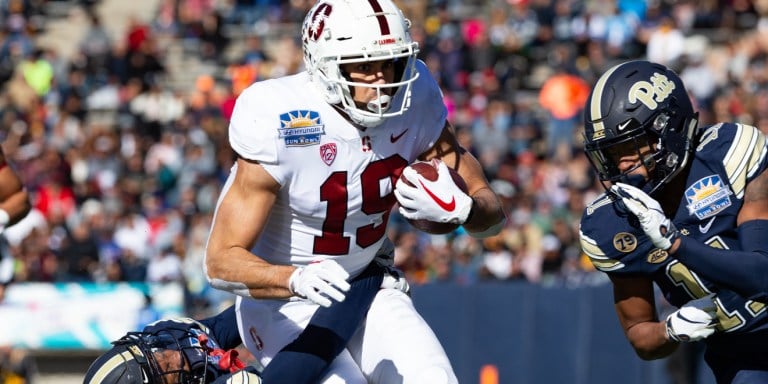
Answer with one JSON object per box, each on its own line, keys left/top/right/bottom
{"left": 579, "top": 60, "right": 768, "bottom": 383}
{"left": 83, "top": 304, "right": 258, "bottom": 384}
{"left": 203, "top": 0, "right": 506, "bottom": 382}
{"left": 82, "top": 262, "right": 408, "bottom": 383}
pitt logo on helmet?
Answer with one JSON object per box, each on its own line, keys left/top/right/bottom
{"left": 589, "top": 69, "right": 676, "bottom": 141}
{"left": 628, "top": 72, "right": 676, "bottom": 111}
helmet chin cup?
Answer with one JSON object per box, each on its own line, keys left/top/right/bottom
{"left": 368, "top": 94, "right": 391, "bottom": 114}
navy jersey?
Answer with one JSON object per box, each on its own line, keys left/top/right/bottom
{"left": 580, "top": 123, "right": 768, "bottom": 340}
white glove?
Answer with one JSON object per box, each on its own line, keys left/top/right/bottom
{"left": 611, "top": 183, "right": 679, "bottom": 250}
{"left": 666, "top": 294, "right": 718, "bottom": 342}
{"left": 380, "top": 266, "right": 410, "bottom": 294}
{"left": 288, "top": 260, "right": 351, "bottom": 308}
{"left": 394, "top": 159, "right": 473, "bottom": 224}
{"left": 373, "top": 241, "right": 409, "bottom": 294}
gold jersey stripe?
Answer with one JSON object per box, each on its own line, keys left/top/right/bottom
{"left": 579, "top": 231, "right": 624, "bottom": 271}
{"left": 725, "top": 124, "right": 761, "bottom": 198}
{"left": 747, "top": 131, "right": 768, "bottom": 179}
{"left": 86, "top": 350, "right": 135, "bottom": 384}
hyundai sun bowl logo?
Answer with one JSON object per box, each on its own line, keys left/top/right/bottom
{"left": 279, "top": 110, "right": 325, "bottom": 147}
{"left": 685, "top": 175, "right": 732, "bottom": 220}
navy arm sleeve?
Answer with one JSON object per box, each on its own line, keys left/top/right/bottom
{"left": 199, "top": 305, "right": 242, "bottom": 350}
{"left": 673, "top": 220, "right": 768, "bottom": 301}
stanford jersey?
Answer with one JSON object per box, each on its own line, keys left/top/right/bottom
{"left": 226, "top": 59, "right": 457, "bottom": 383}
{"left": 225, "top": 59, "right": 444, "bottom": 276}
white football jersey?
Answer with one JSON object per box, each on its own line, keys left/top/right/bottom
{"left": 226, "top": 60, "right": 446, "bottom": 276}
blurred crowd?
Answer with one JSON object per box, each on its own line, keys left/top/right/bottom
{"left": 2, "top": 0, "right": 768, "bottom": 318}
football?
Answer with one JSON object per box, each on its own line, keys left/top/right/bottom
{"left": 398, "top": 160, "right": 469, "bottom": 234}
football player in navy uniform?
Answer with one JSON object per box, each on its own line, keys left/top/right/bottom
{"left": 579, "top": 60, "right": 768, "bottom": 383}
{"left": 82, "top": 304, "right": 259, "bottom": 384}
{"left": 83, "top": 261, "right": 408, "bottom": 383}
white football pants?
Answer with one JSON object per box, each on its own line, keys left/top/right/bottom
{"left": 236, "top": 289, "right": 458, "bottom": 384}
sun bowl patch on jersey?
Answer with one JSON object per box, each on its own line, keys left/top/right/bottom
{"left": 279, "top": 110, "right": 325, "bottom": 147}
{"left": 685, "top": 175, "right": 733, "bottom": 219}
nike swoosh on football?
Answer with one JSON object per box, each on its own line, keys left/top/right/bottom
{"left": 699, "top": 217, "right": 715, "bottom": 233}
{"left": 390, "top": 129, "right": 408, "bottom": 143}
{"left": 418, "top": 179, "right": 456, "bottom": 211}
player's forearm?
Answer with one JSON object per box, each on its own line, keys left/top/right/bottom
{"left": 1, "top": 188, "right": 30, "bottom": 225}
{"left": 625, "top": 321, "right": 678, "bottom": 360}
{"left": 205, "top": 246, "right": 295, "bottom": 299}
{"left": 462, "top": 187, "right": 506, "bottom": 237}
{"left": 672, "top": 222, "right": 768, "bottom": 301}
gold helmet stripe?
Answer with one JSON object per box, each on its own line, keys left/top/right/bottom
{"left": 589, "top": 63, "right": 627, "bottom": 141}
{"left": 87, "top": 350, "right": 136, "bottom": 384}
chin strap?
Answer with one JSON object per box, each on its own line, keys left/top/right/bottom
{"left": 198, "top": 334, "right": 246, "bottom": 373}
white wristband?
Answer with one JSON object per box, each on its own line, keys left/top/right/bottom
{"left": 288, "top": 267, "right": 303, "bottom": 296}
{"left": 0, "top": 209, "right": 10, "bottom": 226}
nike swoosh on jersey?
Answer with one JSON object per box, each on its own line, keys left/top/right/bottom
{"left": 699, "top": 217, "right": 715, "bottom": 233}
{"left": 390, "top": 129, "right": 408, "bottom": 143}
{"left": 418, "top": 179, "right": 456, "bottom": 211}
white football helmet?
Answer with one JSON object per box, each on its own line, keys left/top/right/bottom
{"left": 301, "top": 0, "right": 420, "bottom": 127}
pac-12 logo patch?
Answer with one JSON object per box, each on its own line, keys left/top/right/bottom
{"left": 684, "top": 175, "right": 732, "bottom": 219}
{"left": 279, "top": 110, "right": 325, "bottom": 147}
{"left": 320, "top": 143, "right": 337, "bottom": 166}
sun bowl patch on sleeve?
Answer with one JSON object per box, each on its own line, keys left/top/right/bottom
{"left": 279, "top": 110, "right": 325, "bottom": 147}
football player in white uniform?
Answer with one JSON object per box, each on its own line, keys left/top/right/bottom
{"left": 203, "top": 0, "right": 506, "bottom": 383}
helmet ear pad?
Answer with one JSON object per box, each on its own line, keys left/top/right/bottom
{"left": 311, "top": 61, "right": 344, "bottom": 105}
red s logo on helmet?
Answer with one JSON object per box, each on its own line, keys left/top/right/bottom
{"left": 306, "top": 3, "right": 333, "bottom": 42}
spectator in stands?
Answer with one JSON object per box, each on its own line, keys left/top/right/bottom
{"left": 537, "top": 63, "right": 590, "bottom": 158}
{"left": 646, "top": 15, "right": 685, "bottom": 67}
{"left": 58, "top": 218, "right": 100, "bottom": 281}
{"left": 79, "top": 13, "right": 114, "bottom": 80}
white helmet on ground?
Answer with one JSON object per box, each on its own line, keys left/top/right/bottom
{"left": 301, "top": 0, "right": 420, "bottom": 127}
